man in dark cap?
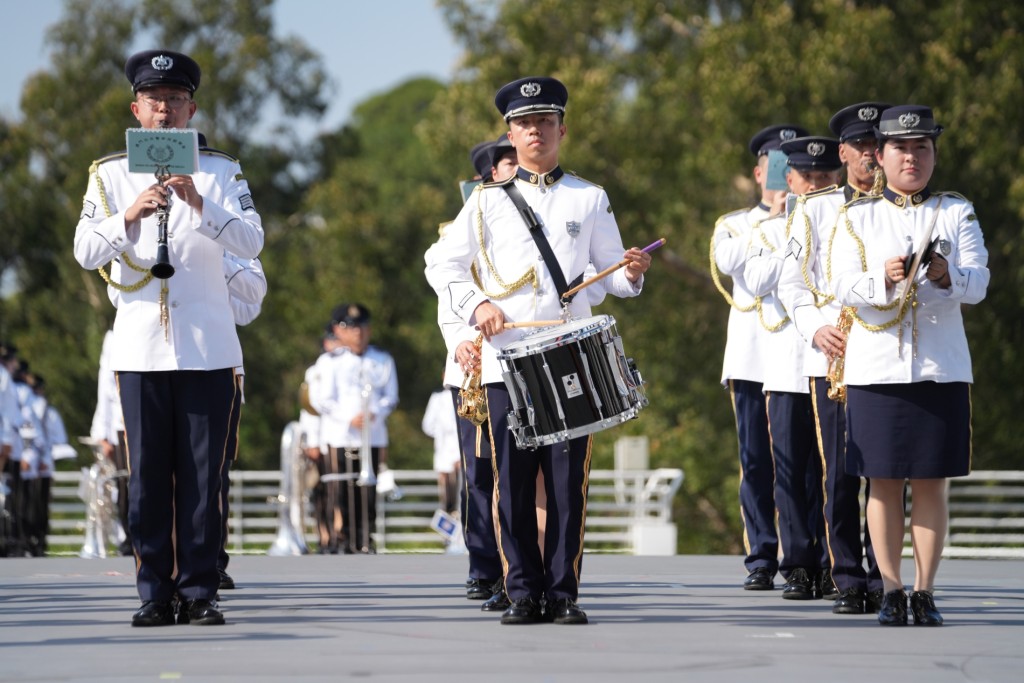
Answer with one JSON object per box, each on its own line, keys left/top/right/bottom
{"left": 832, "top": 104, "right": 986, "bottom": 627}
{"left": 710, "top": 123, "right": 807, "bottom": 592}
{"left": 777, "top": 103, "right": 891, "bottom": 616}
{"left": 310, "top": 304, "right": 398, "bottom": 554}
{"left": 73, "top": 49, "right": 263, "bottom": 626}
{"left": 426, "top": 76, "right": 653, "bottom": 625}
{"left": 746, "top": 135, "right": 843, "bottom": 602}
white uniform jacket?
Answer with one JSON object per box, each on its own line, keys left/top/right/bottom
{"left": 777, "top": 187, "right": 846, "bottom": 378}
{"left": 831, "top": 191, "right": 988, "bottom": 385}
{"left": 424, "top": 172, "right": 642, "bottom": 385}
{"left": 299, "top": 360, "right": 325, "bottom": 453}
{"left": 89, "top": 330, "right": 125, "bottom": 444}
{"left": 422, "top": 388, "right": 461, "bottom": 474}
{"left": 744, "top": 212, "right": 807, "bottom": 394}
{"left": 713, "top": 205, "right": 770, "bottom": 385}
{"left": 311, "top": 346, "right": 399, "bottom": 449}
{"left": 74, "top": 148, "right": 264, "bottom": 372}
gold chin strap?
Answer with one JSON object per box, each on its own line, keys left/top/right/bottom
{"left": 91, "top": 162, "right": 169, "bottom": 340}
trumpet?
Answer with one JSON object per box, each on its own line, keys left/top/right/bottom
{"left": 150, "top": 167, "right": 175, "bottom": 279}
{"left": 826, "top": 306, "right": 856, "bottom": 402}
{"left": 357, "top": 379, "right": 376, "bottom": 488}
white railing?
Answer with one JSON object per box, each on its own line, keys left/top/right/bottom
{"left": 43, "top": 466, "right": 684, "bottom": 556}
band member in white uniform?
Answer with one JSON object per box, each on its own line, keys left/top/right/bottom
{"left": 425, "top": 76, "right": 651, "bottom": 624}
{"left": 777, "top": 102, "right": 891, "bottom": 615}
{"left": 73, "top": 49, "right": 264, "bottom": 627}
{"left": 711, "top": 124, "right": 807, "bottom": 590}
{"left": 831, "top": 105, "right": 988, "bottom": 626}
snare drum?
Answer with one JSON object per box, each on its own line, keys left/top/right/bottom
{"left": 497, "top": 315, "right": 647, "bottom": 449}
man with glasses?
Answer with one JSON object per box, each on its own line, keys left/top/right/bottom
{"left": 73, "top": 49, "right": 264, "bottom": 627}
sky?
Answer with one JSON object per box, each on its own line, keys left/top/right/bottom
{"left": 0, "top": 0, "right": 463, "bottom": 138}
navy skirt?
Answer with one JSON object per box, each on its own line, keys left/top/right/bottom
{"left": 845, "top": 382, "right": 972, "bottom": 479}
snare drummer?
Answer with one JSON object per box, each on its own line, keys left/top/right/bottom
{"left": 425, "top": 76, "right": 651, "bottom": 625}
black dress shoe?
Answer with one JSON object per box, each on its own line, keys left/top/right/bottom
{"left": 743, "top": 567, "right": 774, "bottom": 591}
{"left": 549, "top": 598, "right": 589, "bottom": 625}
{"left": 177, "top": 599, "right": 225, "bottom": 626}
{"left": 218, "top": 568, "right": 236, "bottom": 590}
{"left": 818, "top": 569, "right": 840, "bottom": 600}
{"left": 831, "top": 587, "right": 865, "bottom": 614}
{"left": 481, "top": 589, "right": 511, "bottom": 612}
{"left": 910, "top": 590, "right": 943, "bottom": 626}
{"left": 466, "top": 578, "right": 495, "bottom": 600}
{"left": 500, "top": 597, "right": 543, "bottom": 624}
{"left": 131, "top": 601, "right": 176, "bottom": 627}
{"left": 782, "top": 568, "right": 815, "bottom": 600}
{"left": 877, "top": 589, "right": 908, "bottom": 626}
{"left": 865, "top": 589, "right": 884, "bottom": 614}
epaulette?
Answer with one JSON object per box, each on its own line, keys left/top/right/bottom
{"left": 845, "top": 193, "right": 882, "bottom": 209}
{"left": 480, "top": 175, "right": 513, "bottom": 190}
{"left": 799, "top": 185, "right": 840, "bottom": 203}
{"left": 92, "top": 151, "right": 128, "bottom": 167}
{"left": 715, "top": 207, "right": 749, "bottom": 225}
{"left": 935, "top": 190, "right": 971, "bottom": 203}
{"left": 437, "top": 220, "right": 453, "bottom": 237}
{"left": 565, "top": 170, "right": 603, "bottom": 189}
{"left": 199, "top": 146, "right": 239, "bottom": 163}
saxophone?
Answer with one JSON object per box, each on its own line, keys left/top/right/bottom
{"left": 826, "top": 306, "right": 856, "bottom": 402}
{"left": 456, "top": 334, "right": 488, "bottom": 426}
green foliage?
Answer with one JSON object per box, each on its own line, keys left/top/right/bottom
{"left": 2, "top": 0, "right": 1022, "bottom": 554}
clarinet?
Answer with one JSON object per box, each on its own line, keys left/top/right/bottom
{"left": 150, "top": 167, "right": 175, "bottom": 279}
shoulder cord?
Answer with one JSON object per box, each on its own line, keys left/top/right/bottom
{"left": 833, "top": 205, "right": 918, "bottom": 355}
{"left": 91, "top": 164, "right": 170, "bottom": 339}
{"left": 708, "top": 216, "right": 756, "bottom": 313}
{"left": 471, "top": 186, "right": 537, "bottom": 300}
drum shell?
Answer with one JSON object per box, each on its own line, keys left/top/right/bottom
{"left": 498, "top": 315, "right": 646, "bottom": 449}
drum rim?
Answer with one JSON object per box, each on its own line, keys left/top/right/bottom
{"left": 497, "top": 314, "right": 617, "bottom": 360}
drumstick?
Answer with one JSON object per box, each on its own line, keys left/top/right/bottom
{"left": 561, "top": 238, "right": 666, "bottom": 301}
{"left": 505, "top": 320, "right": 565, "bottom": 328}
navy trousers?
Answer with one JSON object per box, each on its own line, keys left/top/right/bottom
{"left": 453, "top": 389, "right": 502, "bottom": 582}
{"left": 218, "top": 373, "right": 244, "bottom": 571}
{"left": 118, "top": 369, "right": 235, "bottom": 603}
{"left": 729, "top": 379, "right": 778, "bottom": 574}
{"left": 485, "top": 384, "right": 590, "bottom": 603}
{"left": 811, "top": 377, "right": 880, "bottom": 592}
{"left": 767, "top": 390, "right": 825, "bottom": 578}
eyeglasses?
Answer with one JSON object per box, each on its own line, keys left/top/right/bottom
{"left": 138, "top": 93, "right": 192, "bottom": 110}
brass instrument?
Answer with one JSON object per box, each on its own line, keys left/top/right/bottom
{"left": 298, "top": 381, "right": 318, "bottom": 416}
{"left": 456, "top": 334, "right": 488, "bottom": 426}
{"left": 826, "top": 306, "right": 856, "bottom": 402}
{"left": 77, "top": 438, "right": 124, "bottom": 558}
{"left": 353, "top": 361, "right": 377, "bottom": 553}
{"left": 268, "top": 421, "right": 310, "bottom": 556}
{"left": 150, "top": 167, "right": 175, "bottom": 279}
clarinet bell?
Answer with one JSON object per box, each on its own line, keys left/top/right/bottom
{"left": 151, "top": 245, "right": 175, "bottom": 279}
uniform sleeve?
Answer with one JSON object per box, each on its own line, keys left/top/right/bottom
{"left": 743, "top": 218, "right": 787, "bottom": 298}
{"left": 74, "top": 163, "right": 138, "bottom": 270}
{"left": 374, "top": 354, "right": 399, "bottom": 422}
{"left": 191, "top": 159, "right": 264, "bottom": 259}
{"left": 713, "top": 213, "right": 749, "bottom": 278}
{"left": 941, "top": 200, "right": 989, "bottom": 305}
{"left": 589, "top": 189, "right": 642, "bottom": 298}
{"left": 424, "top": 198, "right": 489, "bottom": 325}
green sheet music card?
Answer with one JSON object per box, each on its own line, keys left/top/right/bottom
{"left": 126, "top": 128, "right": 199, "bottom": 175}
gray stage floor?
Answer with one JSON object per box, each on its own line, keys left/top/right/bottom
{"left": 1, "top": 553, "right": 1022, "bottom": 682}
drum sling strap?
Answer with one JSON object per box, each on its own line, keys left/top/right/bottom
{"left": 501, "top": 181, "right": 583, "bottom": 304}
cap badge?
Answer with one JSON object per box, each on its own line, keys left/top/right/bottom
{"left": 348, "top": 305, "right": 360, "bottom": 319}
{"left": 780, "top": 128, "right": 797, "bottom": 141}
{"left": 566, "top": 220, "right": 581, "bottom": 237}
{"left": 151, "top": 54, "right": 174, "bottom": 71}
{"left": 898, "top": 112, "right": 921, "bottom": 129}
{"left": 520, "top": 82, "right": 542, "bottom": 98}
{"left": 807, "top": 141, "right": 825, "bottom": 157}
{"left": 858, "top": 106, "right": 879, "bottom": 121}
